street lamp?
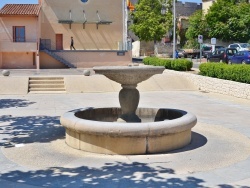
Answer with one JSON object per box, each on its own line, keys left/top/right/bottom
{"left": 159, "top": 0, "right": 176, "bottom": 59}
{"left": 172, "top": 0, "right": 176, "bottom": 59}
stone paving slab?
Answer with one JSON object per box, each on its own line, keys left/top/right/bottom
{"left": 0, "top": 90, "right": 250, "bottom": 187}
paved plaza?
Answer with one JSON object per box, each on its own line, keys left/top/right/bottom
{"left": 0, "top": 69, "right": 250, "bottom": 188}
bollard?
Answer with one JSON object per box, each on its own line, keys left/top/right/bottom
{"left": 2, "top": 70, "right": 10, "bottom": 76}
{"left": 83, "top": 69, "right": 91, "bottom": 76}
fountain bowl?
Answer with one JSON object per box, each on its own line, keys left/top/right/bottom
{"left": 93, "top": 66, "right": 165, "bottom": 86}
{"left": 60, "top": 107, "right": 197, "bottom": 155}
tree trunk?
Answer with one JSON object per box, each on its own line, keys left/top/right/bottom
{"left": 154, "top": 39, "right": 158, "bottom": 56}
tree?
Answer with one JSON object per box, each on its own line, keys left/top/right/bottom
{"left": 129, "top": 0, "right": 172, "bottom": 55}
{"left": 205, "top": 0, "right": 250, "bottom": 42}
{"left": 185, "top": 10, "right": 207, "bottom": 48}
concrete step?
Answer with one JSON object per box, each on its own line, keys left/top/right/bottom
{"left": 29, "top": 80, "right": 64, "bottom": 84}
{"left": 29, "top": 91, "right": 67, "bottom": 94}
{"left": 29, "top": 88, "right": 66, "bottom": 91}
{"left": 28, "top": 77, "right": 66, "bottom": 93}
{"left": 29, "top": 84, "right": 65, "bottom": 88}
{"left": 29, "top": 77, "right": 64, "bottom": 80}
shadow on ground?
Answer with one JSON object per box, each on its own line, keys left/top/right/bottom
{"left": 0, "top": 161, "right": 248, "bottom": 188}
{"left": 0, "top": 115, "right": 64, "bottom": 147}
{"left": 0, "top": 99, "right": 36, "bottom": 109}
{"left": 168, "top": 132, "right": 207, "bottom": 154}
{"left": 0, "top": 161, "right": 203, "bottom": 188}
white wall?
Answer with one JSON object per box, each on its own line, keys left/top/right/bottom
{"left": 132, "top": 41, "right": 140, "bottom": 57}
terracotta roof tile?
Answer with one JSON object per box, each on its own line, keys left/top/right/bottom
{"left": 0, "top": 4, "right": 40, "bottom": 16}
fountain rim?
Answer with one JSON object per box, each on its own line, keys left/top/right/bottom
{"left": 60, "top": 107, "right": 197, "bottom": 137}
{"left": 93, "top": 65, "right": 166, "bottom": 85}
{"left": 93, "top": 65, "right": 165, "bottom": 73}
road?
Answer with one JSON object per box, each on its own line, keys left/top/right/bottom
{"left": 191, "top": 57, "right": 207, "bottom": 69}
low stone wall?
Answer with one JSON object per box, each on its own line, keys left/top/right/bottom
{"left": 0, "top": 76, "right": 29, "bottom": 94}
{"left": 165, "top": 69, "right": 250, "bottom": 100}
{"left": 0, "top": 69, "right": 249, "bottom": 99}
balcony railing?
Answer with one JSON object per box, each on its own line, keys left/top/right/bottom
{"left": 0, "top": 40, "right": 37, "bottom": 52}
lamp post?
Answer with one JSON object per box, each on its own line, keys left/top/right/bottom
{"left": 159, "top": 0, "right": 176, "bottom": 59}
{"left": 172, "top": 0, "right": 176, "bottom": 59}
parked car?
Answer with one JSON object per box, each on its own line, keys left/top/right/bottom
{"left": 228, "top": 43, "right": 250, "bottom": 51}
{"left": 202, "top": 45, "right": 224, "bottom": 58}
{"left": 177, "top": 49, "right": 187, "bottom": 58}
{"left": 207, "top": 48, "right": 238, "bottom": 63}
{"left": 228, "top": 50, "right": 250, "bottom": 64}
{"left": 202, "top": 45, "right": 212, "bottom": 58}
{"left": 180, "top": 48, "right": 200, "bottom": 58}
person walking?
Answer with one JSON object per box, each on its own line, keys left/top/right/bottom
{"left": 175, "top": 50, "right": 179, "bottom": 59}
{"left": 70, "top": 36, "right": 76, "bottom": 50}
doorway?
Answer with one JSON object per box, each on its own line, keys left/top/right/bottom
{"left": 56, "top": 34, "right": 63, "bottom": 50}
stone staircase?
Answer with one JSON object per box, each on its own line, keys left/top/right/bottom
{"left": 41, "top": 49, "right": 76, "bottom": 68}
{"left": 28, "top": 77, "right": 66, "bottom": 93}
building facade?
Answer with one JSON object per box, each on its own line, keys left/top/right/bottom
{"left": 0, "top": 0, "right": 132, "bottom": 69}
{"left": 202, "top": 0, "right": 214, "bottom": 14}
{"left": 0, "top": 4, "right": 40, "bottom": 69}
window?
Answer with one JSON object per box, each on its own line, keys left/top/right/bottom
{"left": 231, "top": 44, "right": 239, "bottom": 48}
{"left": 219, "top": 50, "right": 224, "bottom": 54}
{"left": 227, "top": 49, "right": 237, "bottom": 56}
{"left": 239, "top": 51, "right": 245, "bottom": 56}
{"left": 240, "top": 43, "right": 250, "bottom": 48}
{"left": 215, "top": 50, "right": 220, "bottom": 55}
{"left": 13, "top": 26, "right": 25, "bottom": 42}
{"left": 236, "top": 52, "right": 242, "bottom": 56}
{"left": 227, "top": 50, "right": 233, "bottom": 56}
{"left": 203, "top": 47, "right": 211, "bottom": 51}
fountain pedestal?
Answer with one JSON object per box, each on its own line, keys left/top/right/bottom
{"left": 118, "top": 84, "right": 140, "bottom": 122}
{"left": 93, "top": 66, "right": 165, "bottom": 123}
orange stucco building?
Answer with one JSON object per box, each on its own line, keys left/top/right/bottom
{"left": 0, "top": 4, "right": 40, "bottom": 69}
{"left": 0, "top": 0, "right": 132, "bottom": 69}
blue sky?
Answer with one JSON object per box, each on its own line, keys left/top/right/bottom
{"left": 0, "top": 0, "right": 38, "bottom": 8}
{"left": 0, "top": 0, "right": 202, "bottom": 9}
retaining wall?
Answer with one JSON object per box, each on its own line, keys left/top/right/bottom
{"left": 0, "top": 77, "right": 29, "bottom": 95}
{"left": 0, "top": 69, "right": 250, "bottom": 100}
{"left": 165, "top": 70, "right": 250, "bottom": 100}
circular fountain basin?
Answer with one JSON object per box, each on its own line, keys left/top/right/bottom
{"left": 60, "top": 108, "right": 197, "bottom": 155}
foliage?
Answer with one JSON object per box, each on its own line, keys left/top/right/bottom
{"left": 205, "top": 0, "right": 250, "bottom": 42}
{"left": 142, "top": 57, "right": 193, "bottom": 71}
{"left": 184, "top": 0, "right": 250, "bottom": 45}
{"left": 171, "top": 59, "right": 193, "bottom": 71}
{"left": 183, "top": 39, "right": 199, "bottom": 49}
{"left": 142, "top": 57, "right": 158, "bottom": 65}
{"left": 129, "top": 0, "right": 172, "bottom": 43}
{"left": 185, "top": 10, "right": 208, "bottom": 48}
{"left": 178, "top": 28, "right": 187, "bottom": 48}
{"left": 199, "top": 63, "right": 250, "bottom": 83}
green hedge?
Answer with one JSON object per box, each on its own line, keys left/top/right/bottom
{"left": 199, "top": 63, "right": 250, "bottom": 84}
{"left": 142, "top": 57, "right": 193, "bottom": 71}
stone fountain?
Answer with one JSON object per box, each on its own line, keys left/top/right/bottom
{"left": 60, "top": 66, "right": 197, "bottom": 155}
